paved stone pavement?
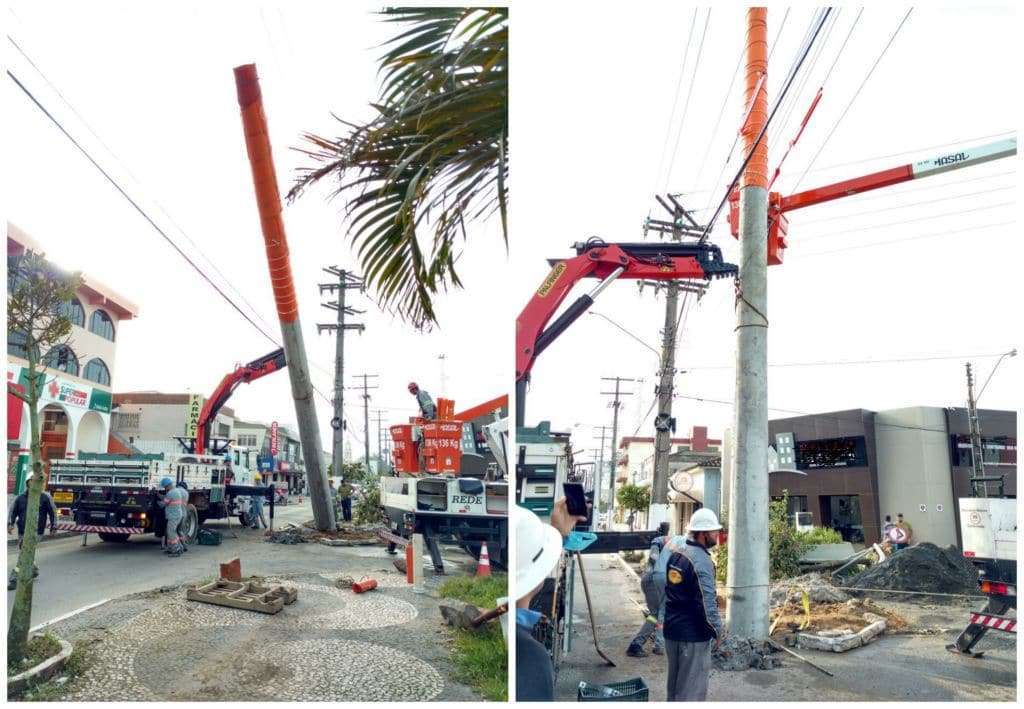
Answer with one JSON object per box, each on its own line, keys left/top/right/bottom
{"left": 46, "top": 569, "right": 489, "bottom": 701}
{"left": 551, "top": 554, "right": 1015, "bottom": 701}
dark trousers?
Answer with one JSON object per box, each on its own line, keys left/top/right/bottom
{"left": 341, "top": 498, "right": 352, "bottom": 522}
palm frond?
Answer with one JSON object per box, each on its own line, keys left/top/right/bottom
{"left": 288, "top": 7, "right": 508, "bottom": 329}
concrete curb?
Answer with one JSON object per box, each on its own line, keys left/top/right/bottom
{"left": 7, "top": 531, "right": 79, "bottom": 547}
{"left": 614, "top": 551, "right": 642, "bottom": 584}
{"left": 7, "top": 637, "right": 73, "bottom": 696}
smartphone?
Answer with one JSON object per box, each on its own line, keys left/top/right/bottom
{"left": 563, "top": 482, "right": 588, "bottom": 517}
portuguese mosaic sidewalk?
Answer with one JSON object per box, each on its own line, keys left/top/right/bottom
{"left": 44, "top": 570, "right": 486, "bottom": 702}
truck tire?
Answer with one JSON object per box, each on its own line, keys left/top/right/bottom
{"left": 238, "top": 511, "right": 253, "bottom": 528}
{"left": 181, "top": 504, "right": 200, "bottom": 545}
{"left": 97, "top": 533, "right": 131, "bottom": 543}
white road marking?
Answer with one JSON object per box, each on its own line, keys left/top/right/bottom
{"left": 30, "top": 598, "right": 110, "bottom": 633}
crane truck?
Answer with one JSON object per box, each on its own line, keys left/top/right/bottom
{"left": 47, "top": 349, "right": 287, "bottom": 543}
{"left": 379, "top": 395, "right": 509, "bottom": 572}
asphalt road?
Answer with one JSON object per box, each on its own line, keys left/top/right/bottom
{"left": 6, "top": 499, "right": 436, "bottom": 628}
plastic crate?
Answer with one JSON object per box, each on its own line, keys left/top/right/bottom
{"left": 577, "top": 677, "right": 649, "bottom": 702}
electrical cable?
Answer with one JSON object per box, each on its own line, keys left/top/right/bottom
{"left": 651, "top": 8, "right": 698, "bottom": 197}
{"left": 682, "top": 351, "right": 1018, "bottom": 371}
{"left": 795, "top": 185, "right": 1014, "bottom": 226}
{"left": 793, "top": 200, "right": 1013, "bottom": 243}
{"left": 698, "top": 7, "right": 834, "bottom": 243}
{"left": 664, "top": 8, "right": 711, "bottom": 192}
{"left": 788, "top": 8, "right": 915, "bottom": 194}
{"left": 691, "top": 45, "right": 745, "bottom": 193}
{"left": 789, "top": 219, "right": 1013, "bottom": 259}
{"left": 7, "top": 34, "right": 277, "bottom": 338}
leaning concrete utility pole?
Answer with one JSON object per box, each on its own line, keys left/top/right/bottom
{"left": 233, "top": 64, "right": 335, "bottom": 531}
{"left": 726, "top": 8, "right": 770, "bottom": 639}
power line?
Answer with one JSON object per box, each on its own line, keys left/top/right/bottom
{"left": 793, "top": 201, "right": 1013, "bottom": 243}
{"left": 673, "top": 393, "right": 983, "bottom": 436}
{"left": 8, "top": 69, "right": 283, "bottom": 347}
{"left": 795, "top": 185, "right": 1014, "bottom": 226}
{"left": 7, "top": 33, "right": 277, "bottom": 338}
{"left": 698, "top": 8, "right": 834, "bottom": 243}
{"left": 651, "top": 8, "right": 698, "bottom": 196}
{"left": 691, "top": 44, "right": 745, "bottom": 193}
{"left": 789, "top": 9, "right": 915, "bottom": 193}
{"left": 9, "top": 61, "right": 362, "bottom": 437}
{"left": 664, "top": 8, "right": 711, "bottom": 191}
{"left": 682, "top": 351, "right": 1018, "bottom": 371}
{"left": 789, "top": 219, "right": 1013, "bottom": 259}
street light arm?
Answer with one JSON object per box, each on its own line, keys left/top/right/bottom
{"left": 976, "top": 348, "right": 1017, "bottom": 402}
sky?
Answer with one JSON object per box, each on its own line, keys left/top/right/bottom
{"left": 5, "top": 1, "right": 511, "bottom": 460}
{"left": 511, "top": 3, "right": 1020, "bottom": 463}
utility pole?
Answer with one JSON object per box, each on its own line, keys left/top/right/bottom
{"left": 601, "top": 377, "right": 634, "bottom": 525}
{"left": 648, "top": 194, "right": 708, "bottom": 530}
{"left": 726, "top": 7, "right": 770, "bottom": 640}
{"left": 590, "top": 426, "right": 612, "bottom": 524}
{"left": 318, "top": 267, "right": 365, "bottom": 479}
{"left": 438, "top": 354, "right": 448, "bottom": 396}
{"left": 348, "top": 374, "right": 378, "bottom": 473}
{"left": 373, "top": 409, "right": 387, "bottom": 473}
{"left": 233, "top": 64, "right": 334, "bottom": 530}
{"left": 965, "top": 363, "right": 987, "bottom": 497}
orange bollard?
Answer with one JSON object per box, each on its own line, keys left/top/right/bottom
{"left": 476, "top": 542, "right": 492, "bottom": 577}
{"left": 352, "top": 577, "right": 378, "bottom": 593}
{"left": 406, "top": 542, "right": 415, "bottom": 584}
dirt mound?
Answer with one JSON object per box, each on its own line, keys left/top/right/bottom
{"left": 267, "top": 523, "right": 382, "bottom": 545}
{"left": 843, "top": 543, "right": 978, "bottom": 597}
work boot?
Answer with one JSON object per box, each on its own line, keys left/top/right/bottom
{"left": 652, "top": 644, "right": 665, "bottom": 656}
{"left": 626, "top": 643, "right": 647, "bottom": 658}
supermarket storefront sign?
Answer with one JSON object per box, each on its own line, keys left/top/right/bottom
{"left": 8, "top": 364, "right": 112, "bottom": 413}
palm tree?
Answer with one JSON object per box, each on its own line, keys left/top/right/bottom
{"left": 289, "top": 7, "right": 508, "bottom": 329}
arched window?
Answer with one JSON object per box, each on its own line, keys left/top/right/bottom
{"left": 83, "top": 358, "right": 111, "bottom": 386}
{"left": 43, "top": 345, "right": 79, "bottom": 376}
{"left": 61, "top": 298, "right": 85, "bottom": 327}
{"left": 89, "top": 309, "right": 115, "bottom": 341}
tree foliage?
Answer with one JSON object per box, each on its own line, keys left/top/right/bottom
{"left": 288, "top": 7, "right": 508, "bottom": 329}
{"left": 7, "top": 251, "right": 83, "bottom": 666}
{"left": 616, "top": 483, "right": 651, "bottom": 513}
{"left": 713, "top": 493, "right": 816, "bottom": 584}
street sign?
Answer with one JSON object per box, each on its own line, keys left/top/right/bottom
{"left": 185, "top": 393, "right": 203, "bottom": 438}
{"left": 270, "top": 421, "right": 279, "bottom": 455}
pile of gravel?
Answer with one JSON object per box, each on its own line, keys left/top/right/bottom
{"left": 713, "top": 636, "right": 781, "bottom": 671}
{"left": 842, "top": 543, "right": 979, "bottom": 597}
{"left": 266, "top": 527, "right": 308, "bottom": 545}
{"left": 770, "top": 572, "right": 849, "bottom": 608}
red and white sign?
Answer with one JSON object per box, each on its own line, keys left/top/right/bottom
{"left": 270, "top": 421, "right": 279, "bottom": 455}
{"left": 970, "top": 612, "right": 1016, "bottom": 633}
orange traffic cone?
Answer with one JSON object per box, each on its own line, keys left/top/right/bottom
{"left": 476, "top": 542, "right": 492, "bottom": 577}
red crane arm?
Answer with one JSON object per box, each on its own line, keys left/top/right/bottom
{"left": 195, "top": 348, "right": 287, "bottom": 454}
{"left": 515, "top": 241, "right": 736, "bottom": 383}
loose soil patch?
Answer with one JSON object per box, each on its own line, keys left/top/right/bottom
{"left": 770, "top": 599, "right": 907, "bottom": 637}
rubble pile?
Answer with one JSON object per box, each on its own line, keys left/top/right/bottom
{"left": 713, "top": 636, "right": 781, "bottom": 671}
{"left": 770, "top": 572, "right": 849, "bottom": 608}
{"left": 842, "top": 543, "right": 978, "bottom": 597}
{"left": 266, "top": 527, "right": 308, "bottom": 545}
{"left": 266, "top": 523, "right": 383, "bottom": 545}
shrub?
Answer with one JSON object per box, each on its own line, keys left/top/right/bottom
{"left": 796, "top": 526, "right": 843, "bottom": 546}
{"left": 354, "top": 484, "right": 384, "bottom": 525}
{"left": 712, "top": 494, "right": 811, "bottom": 583}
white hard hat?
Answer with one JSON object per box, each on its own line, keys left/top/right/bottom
{"left": 687, "top": 508, "right": 722, "bottom": 532}
{"left": 515, "top": 508, "right": 563, "bottom": 601}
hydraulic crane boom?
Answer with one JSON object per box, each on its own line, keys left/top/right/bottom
{"left": 729, "top": 137, "right": 1017, "bottom": 265}
{"left": 193, "top": 348, "right": 287, "bottom": 455}
{"left": 515, "top": 239, "right": 737, "bottom": 426}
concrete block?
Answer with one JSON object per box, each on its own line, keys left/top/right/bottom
{"left": 220, "top": 557, "right": 241, "bottom": 582}
{"left": 817, "top": 628, "right": 853, "bottom": 637}
{"left": 862, "top": 612, "right": 886, "bottom": 624}
{"left": 439, "top": 600, "right": 482, "bottom": 630}
{"left": 857, "top": 620, "right": 887, "bottom": 644}
{"left": 796, "top": 631, "right": 863, "bottom": 653}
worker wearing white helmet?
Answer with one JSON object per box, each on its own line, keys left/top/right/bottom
{"left": 249, "top": 473, "right": 268, "bottom": 530}
{"left": 660, "top": 507, "right": 725, "bottom": 701}
{"left": 515, "top": 500, "right": 587, "bottom": 701}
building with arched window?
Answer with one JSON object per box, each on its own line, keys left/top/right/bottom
{"left": 7, "top": 223, "right": 138, "bottom": 492}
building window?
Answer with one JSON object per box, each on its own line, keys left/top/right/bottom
{"left": 795, "top": 436, "right": 868, "bottom": 470}
{"left": 83, "top": 358, "right": 111, "bottom": 385}
{"left": 89, "top": 309, "right": 116, "bottom": 341}
{"left": 237, "top": 434, "right": 258, "bottom": 448}
{"left": 61, "top": 298, "right": 85, "bottom": 327}
{"left": 115, "top": 412, "right": 140, "bottom": 430}
{"left": 43, "top": 345, "right": 79, "bottom": 376}
{"left": 951, "top": 435, "right": 1017, "bottom": 466}
{"left": 7, "top": 330, "right": 39, "bottom": 360}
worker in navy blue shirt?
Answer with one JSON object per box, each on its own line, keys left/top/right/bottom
{"left": 515, "top": 500, "right": 587, "bottom": 701}
{"left": 662, "top": 508, "right": 725, "bottom": 701}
